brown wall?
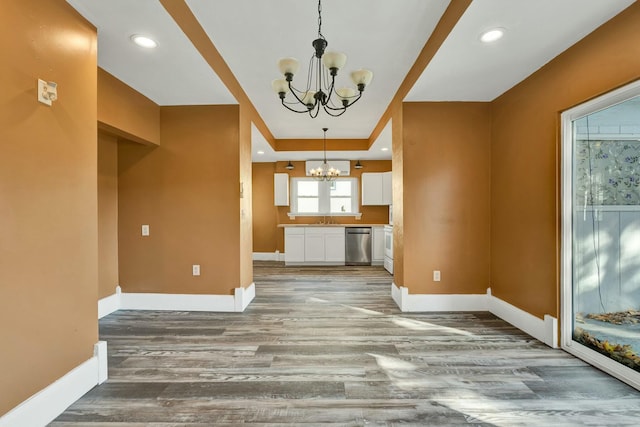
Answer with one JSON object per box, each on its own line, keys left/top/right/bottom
{"left": 401, "top": 103, "right": 491, "bottom": 294}
{"left": 252, "top": 163, "right": 279, "bottom": 253}
{"left": 0, "top": 0, "right": 98, "bottom": 416}
{"left": 239, "top": 107, "right": 253, "bottom": 287}
{"left": 98, "top": 132, "right": 119, "bottom": 298}
{"left": 490, "top": 2, "right": 640, "bottom": 319}
{"left": 118, "top": 105, "right": 243, "bottom": 294}
{"left": 98, "top": 68, "right": 160, "bottom": 146}
{"left": 252, "top": 160, "right": 393, "bottom": 253}
{"left": 391, "top": 106, "right": 405, "bottom": 286}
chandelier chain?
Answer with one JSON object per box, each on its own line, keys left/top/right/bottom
{"left": 317, "top": 0, "right": 323, "bottom": 39}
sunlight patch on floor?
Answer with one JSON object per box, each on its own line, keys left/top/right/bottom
{"left": 390, "top": 316, "right": 472, "bottom": 336}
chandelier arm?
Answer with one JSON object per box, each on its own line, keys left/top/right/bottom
{"left": 287, "top": 80, "right": 313, "bottom": 109}
{"left": 280, "top": 99, "right": 314, "bottom": 114}
{"left": 306, "top": 54, "right": 314, "bottom": 93}
{"left": 323, "top": 91, "right": 364, "bottom": 112}
{"left": 321, "top": 104, "right": 348, "bottom": 117}
{"left": 308, "top": 102, "right": 320, "bottom": 119}
{"left": 320, "top": 72, "right": 337, "bottom": 107}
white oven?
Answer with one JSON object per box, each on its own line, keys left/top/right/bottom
{"left": 383, "top": 225, "right": 393, "bottom": 274}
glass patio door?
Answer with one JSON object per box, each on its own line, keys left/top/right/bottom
{"left": 562, "top": 81, "right": 640, "bottom": 390}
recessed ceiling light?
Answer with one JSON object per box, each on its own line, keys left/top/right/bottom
{"left": 257, "top": 150, "right": 265, "bottom": 155}
{"left": 381, "top": 147, "right": 389, "bottom": 152}
{"left": 480, "top": 28, "right": 505, "bottom": 43}
{"left": 130, "top": 34, "right": 157, "bottom": 49}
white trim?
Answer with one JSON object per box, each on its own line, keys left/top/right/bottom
{"left": 563, "top": 339, "right": 640, "bottom": 390}
{"left": 120, "top": 283, "right": 255, "bottom": 313}
{"left": 487, "top": 289, "right": 558, "bottom": 348}
{"left": 287, "top": 212, "right": 362, "bottom": 220}
{"left": 98, "top": 286, "right": 121, "bottom": 319}
{"left": 253, "top": 252, "right": 284, "bottom": 261}
{"left": 235, "top": 282, "right": 256, "bottom": 312}
{"left": 289, "top": 177, "right": 360, "bottom": 218}
{"left": 95, "top": 341, "right": 108, "bottom": 384}
{"left": 390, "top": 283, "right": 487, "bottom": 312}
{"left": 0, "top": 341, "right": 107, "bottom": 427}
{"left": 391, "top": 284, "right": 558, "bottom": 348}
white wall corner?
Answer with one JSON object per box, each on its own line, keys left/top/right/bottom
{"left": 0, "top": 343, "right": 104, "bottom": 427}
{"left": 234, "top": 282, "right": 256, "bottom": 312}
{"left": 94, "top": 341, "right": 108, "bottom": 384}
{"left": 544, "top": 314, "right": 559, "bottom": 348}
{"left": 97, "top": 285, "right": 121, "bottom": 319}
{"left": 391, "top": 282, "right": 407, "bottom": 311}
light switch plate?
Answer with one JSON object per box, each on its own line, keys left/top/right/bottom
{"left": 192, "top": 265, "right": 200, "bottom": 276}
{"left": 141, "top": 225, "right": 150, "bottom": 236}
{"left": 433, "top": 270, "right": 441, "bottom": 281}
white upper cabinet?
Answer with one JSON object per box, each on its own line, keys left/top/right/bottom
{"left": 361, "top": 172, "right": 392, "bottom": 206}
{"left": 274, "top": 173, "right": 289, "bottom": 206}
{"left": 382, "top": 171, "right": 392, "bottom": 205}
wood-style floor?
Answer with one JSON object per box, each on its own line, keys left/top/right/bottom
{"left": 52, "top": 263, "right": 640, "bottom": 426}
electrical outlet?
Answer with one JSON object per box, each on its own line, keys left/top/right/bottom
{"left": 141, "top": 224, "right": 150, "bottom": 236}
{"left": 433, "top": 270, "right": 441, "bottom": 281}
{"left": 192, "top": 264, "right": 200, "bottom": 276}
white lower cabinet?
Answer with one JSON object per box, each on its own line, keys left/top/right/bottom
{"left": 284, "top": 227, "right": 345, "bottom": 265}
{"left": 372, "top": 226, "right": 384, "bottom": 265}
{"left": 284, "top": 227, "right": 305, "bottom": 263}
{"left": 304, "top": 228, "right": 326, "bottom": 262}
{"left": 323, "top": 228, "right": 346, "bottom": 263}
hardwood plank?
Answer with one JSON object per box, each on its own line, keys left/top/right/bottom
{"left": 51, "top": 263, "right": 640, "bottom": 426}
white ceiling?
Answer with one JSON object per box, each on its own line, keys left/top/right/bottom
{"left": 66, "top": 0, "right": 635, "bottom": 161}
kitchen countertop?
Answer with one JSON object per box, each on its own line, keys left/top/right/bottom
{"left": 278, "top": 224, "right": 390, "bottom": 228}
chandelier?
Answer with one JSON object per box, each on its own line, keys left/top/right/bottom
{"left": 271, "top": 0, "right": 373, "bottom": 118}
{"left": 310, "top": 128, "right": 340, "bottom": 181}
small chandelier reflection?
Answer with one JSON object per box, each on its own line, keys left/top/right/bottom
{"left": 309, "top": 128, "right": 340, "bottom": 181}
{"left": 271, "top": 0, "right": 373, "bottom": 118}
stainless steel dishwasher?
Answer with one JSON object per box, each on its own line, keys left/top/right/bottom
{"left": 345, "top": 227, "right": 372, "bottom": 266}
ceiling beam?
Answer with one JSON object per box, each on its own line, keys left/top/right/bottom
{"left": 275, "top": 139, "right": 370, "bottom": 152}
{"left": 367, "top": 0, "right": 473, "bottom": 147}
{"left": 162, "top": 0, "right": 471, "bottom": 152}
{"left": 159, "top": 0, "right": 276, "bottom": 147}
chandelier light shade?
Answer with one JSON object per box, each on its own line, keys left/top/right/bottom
{"left": 309, "top": 128, "right": 340, "bottom": 181}
{"left": 271, "top": 0, "right": 373, "bottom": 118}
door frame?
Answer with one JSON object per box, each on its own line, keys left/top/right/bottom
{"left": 560, "top": 79, "right": 640, "bottom": 390}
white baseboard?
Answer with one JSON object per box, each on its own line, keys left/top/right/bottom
{"left": 120, "top": 283, "right": 255, "bottom": 313}
{"left": 0, "top": 341, "right": 107, "bottom": 427}
{"left": 487, "top": 288, "right": 558, "bottom": 348}
{"left": 391, "top": 283, "right": 487, "bottom": 312}
{"left": 98, "top": 284, "right": 255, "bottom": 314}
{"left": 98, "top": 286, "right": 121, "bottom": 319}
{"left": 391, "top": 283, "right": 558, "bottom": 348}
{"left": 253, "top": 252, "right": 284, "bottom": 261}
